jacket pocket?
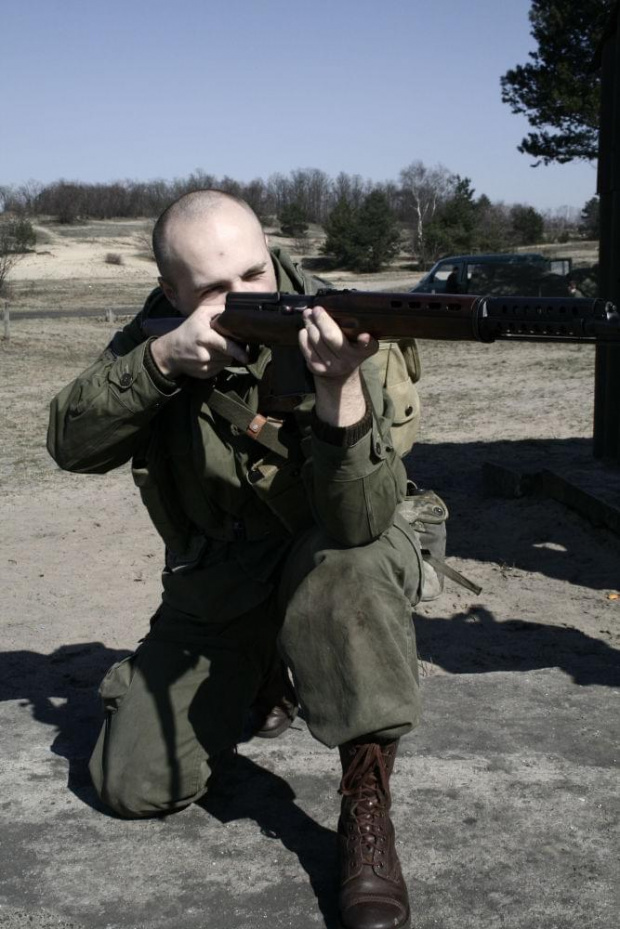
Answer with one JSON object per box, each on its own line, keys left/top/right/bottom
{"left": 247, "top": 454, "right": 314, "bottom": 535}
{"left": 132, "top": 427, "right": 194, "bottom": 556}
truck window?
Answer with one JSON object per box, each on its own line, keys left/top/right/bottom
{"left": 430, "top": 261, "right": 461, "bottom": 283}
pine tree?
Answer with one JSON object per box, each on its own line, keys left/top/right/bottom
{"left": 321, "top": 197, "right": 359, "bottom": 267}
{"left": 500, "top": 0, "right": 613, "bottom": 164}
{"left": 349, "top": 191, "right": 401, "bottom": 272}
{"left": 581, "top": 196, "right": 600, "bottom": 238}
{"left": 279, "top": 202, "right": 309, "bottom": 237}
{"left": 510, "top": 204, "right": 545, "bottom": 245}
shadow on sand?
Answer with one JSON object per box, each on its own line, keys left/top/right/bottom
{"left": 201, "top": 754, "right": 340, "bottom": 927}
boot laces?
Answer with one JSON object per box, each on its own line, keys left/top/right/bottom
{"left": 340, "top": 744, "right": 392, "bottom": 865}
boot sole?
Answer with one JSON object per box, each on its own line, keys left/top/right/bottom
{"left": 339, "top": 910, "right": 411, "bottom": 929}
{"left": 254, "top": 709, "right": 298, "bottom": 739}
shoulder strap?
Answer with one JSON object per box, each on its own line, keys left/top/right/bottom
{"left": 209, "top": 389, "right": 291, "bottom": 459}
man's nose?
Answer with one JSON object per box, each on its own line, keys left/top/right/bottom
{"left": 227, "top": 280, "right": 247, "bottom": 294}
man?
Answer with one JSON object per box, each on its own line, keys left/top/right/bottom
{"left": 567, "top": 278, "right": 584, "bottom": 298}
{"left": 48, "top": 190, "right": 422, "bottom": 929}
{"left": 445, "top": 266, "right": 460, "bottom": 293}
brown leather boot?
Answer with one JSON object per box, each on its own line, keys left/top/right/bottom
{"left": 250, "top": 658, "right": 298, "bottom": 739}
{"left": 338, "top": 740, "right": 410, "bottom": 929}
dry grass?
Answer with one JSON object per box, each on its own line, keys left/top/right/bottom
{"left": 1, "top": 318, "right": 115, "bottom": 487}
{"left": 7, "top": 278, "right": 154, "bottom": 312}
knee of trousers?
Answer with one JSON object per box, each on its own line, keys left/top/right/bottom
{"left": 88, "top": 686, "right": 213, "bottom": 819}
{"left": 281, "top": 522, "right": 421, "bottom": 615}
{"left": 278, "top": 525, "right": 421, "bottom": 662}
{"left": 89, "top": 737, "right": 210, "bottom": 820}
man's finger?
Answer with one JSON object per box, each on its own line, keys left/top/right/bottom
{"left": 221, "top": 337, "right": 249, "bottom": 365}
{"left": 304, "top": 306, "right": 346, "bottom": 349}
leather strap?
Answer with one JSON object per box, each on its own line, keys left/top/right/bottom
{"left": 425, "top": 553, "right": 482, "bottom": 595}
{"left": 210, "top": 389, "right": 291, "bottom": 459}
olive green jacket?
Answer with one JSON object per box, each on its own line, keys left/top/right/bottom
{"left": 48, "top": 250, "right": 410, "bottom": 576}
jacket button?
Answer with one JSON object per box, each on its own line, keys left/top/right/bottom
{"left": 120, "top": 373, "right": 133, "bottom": 388}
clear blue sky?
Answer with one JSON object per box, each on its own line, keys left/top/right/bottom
{"left": 1, "top": 0, "right": 599, "bottom": 212}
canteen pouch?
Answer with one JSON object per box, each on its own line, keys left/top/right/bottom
{"left": 396, "top": 484, "right": 448, "bottom": 602}
{"left": 396, "top": 483, "right": 481, "bottom": 600}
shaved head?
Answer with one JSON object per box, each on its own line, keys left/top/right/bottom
{"left": 153, "top": 189, "right": 263, "bottom": 283}
{"left": 152, "top": 188, "right": 276, "bottom": 316}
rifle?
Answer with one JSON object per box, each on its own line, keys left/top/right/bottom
{"left": 142, "top": 289, "right": 620, "bottom": 394}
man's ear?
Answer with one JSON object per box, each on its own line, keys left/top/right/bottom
{"left": 158, "top": 277, "right": 178, "bottom": 309}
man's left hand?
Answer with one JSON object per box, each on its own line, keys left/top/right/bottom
{"left": 299, "top": 306, "right": 377, "bottom": 379}
{"left": 299, "top": 306, "right": 378, "bottom": 428}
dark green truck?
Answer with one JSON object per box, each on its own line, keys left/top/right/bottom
{"left": 411, "top": 252, "right": 574, "bottom": 297}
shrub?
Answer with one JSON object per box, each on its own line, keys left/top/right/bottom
{"left": 279, "top": 203, "right": 309, "bottom": 238}
{"left": 0, "top": 218, "right": 36, "bottom": 294}
{"left": 105, "top": 252, "right": 124, "bottom": 265}
{"left": 0, "top": 217, "right": 36, "bottom": 253}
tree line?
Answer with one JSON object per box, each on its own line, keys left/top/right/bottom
{"left": 0, "top": 164, "right": 598, "bottom": 273}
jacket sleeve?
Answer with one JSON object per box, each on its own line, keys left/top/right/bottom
{"left": 47, "top": 295, "right": 181, "bottom": 474}
{"left": 303, "top": 360, "right": 408, "bottom": 547}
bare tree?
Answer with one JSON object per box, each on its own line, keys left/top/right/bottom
{"left": 0, "top": 249, "right": 21, "bottom": 294}
{"left": 0, "top": 218, "right": 35, "bottom": 294}
{"left": 542, "top": 205, "right": 581, "bottom": 242}
{"left": 399, "top": 161, "right": 453, "bottom": 265}
{"left": 331, "top": 172, "right": 374, "bottom": 211}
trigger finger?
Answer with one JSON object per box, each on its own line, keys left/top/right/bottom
{"left": 223, "top": 337, "right": 249, "bottom": 364}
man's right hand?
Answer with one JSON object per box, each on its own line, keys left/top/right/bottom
{"left": 149, "top": 305, "right": 249, "bottom": 380}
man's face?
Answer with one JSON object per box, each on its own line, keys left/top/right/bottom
{"left": 160, "top": 206, "right": 277, "bottom": 316}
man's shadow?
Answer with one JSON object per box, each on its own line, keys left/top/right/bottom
{"left": 200, "top": 752, "right": 340, "bottom": 928}
{"left": 414, "top": 605, "right": 620, "bottom": 685}
{"left": 2, "top": 642, "right": 342, "bottom": 926}
{"left": 0, "top": 642, "right": 130, "bottom": 807}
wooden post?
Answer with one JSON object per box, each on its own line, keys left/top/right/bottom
{"left": 3, "top": 302, "right": 9, "bottom": 341}
{"left": 594, "top": 3, "right": 620, "bottom": 461}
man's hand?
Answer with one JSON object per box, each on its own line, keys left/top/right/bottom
{"left": 149, "top": 305, "right": 249, "bottom": 380}
{"left": 299, "top": 306, "right": 378, "bottom": 427}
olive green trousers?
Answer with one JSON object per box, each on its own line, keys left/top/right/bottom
{"left": 89, "top": 517, "right": 422, "bottom": 818}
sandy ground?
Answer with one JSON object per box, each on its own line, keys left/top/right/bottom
{"left": 0, "top": 224, "right": 618, "bottom": 927}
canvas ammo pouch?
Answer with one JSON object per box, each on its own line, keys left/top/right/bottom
{"left": 367, "top": 340, "right": 421, "bottom": 457}
{"left": 396, "top": 482, "right": 481, "bottom": 601}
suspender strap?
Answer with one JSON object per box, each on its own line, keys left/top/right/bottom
{"left": 209, "top": 389, "right": 291, "bottom": 459}
{"left": 425, "top": 553, "right": 482, "bottom": 596}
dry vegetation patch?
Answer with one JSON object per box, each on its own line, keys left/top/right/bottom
{"left": 1, "top": 318, "right": 117, "bottom": 487}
